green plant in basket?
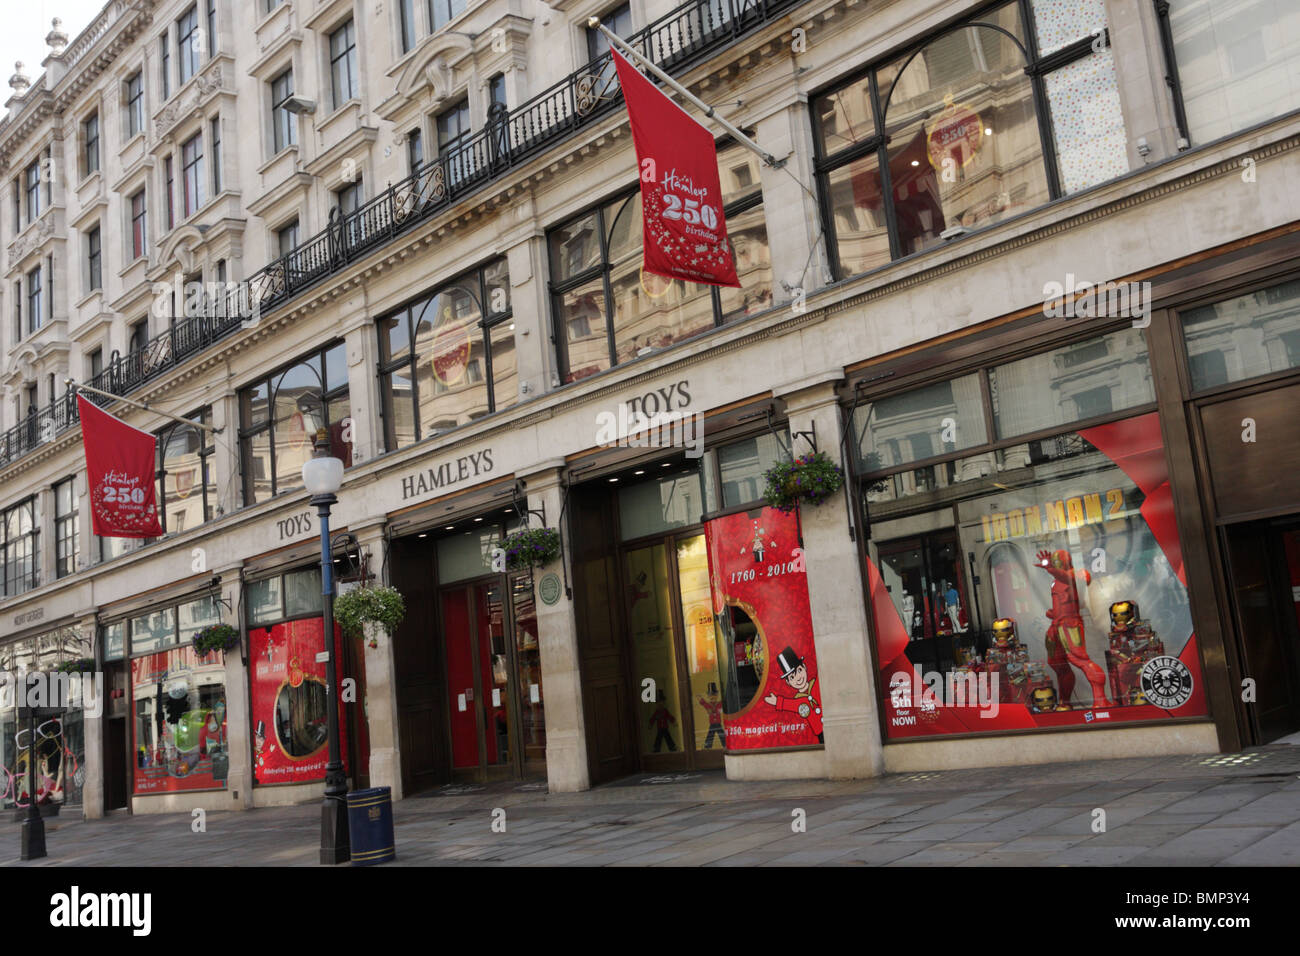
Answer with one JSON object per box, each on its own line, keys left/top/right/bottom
{"left": 334, "top": 584, "right": 406, "bottom": 638}
{"left": 500, "top": 526, "right": 562, "bottom": 571}
{"left": 762, "top": 451, "right": 845, "bottom": 513}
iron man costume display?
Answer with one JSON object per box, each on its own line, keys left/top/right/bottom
{"left": 1037, "top": 549, "right": 1113, "bottom": 708}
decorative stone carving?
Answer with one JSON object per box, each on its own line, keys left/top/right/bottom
{"left": 9, "top": 62, "right": 30, "bottom": 96}
{"left": 7, "top": 214, "right": 55, "bottom": 264}
{"left": 155, "top": 65, "right": 225, "bottom": 140}
{"left": 46, "top": 19, "right": 69, "bottom": 56}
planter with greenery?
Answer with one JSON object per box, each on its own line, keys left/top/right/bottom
{"left": 55, "top": 657, "right": 96, "bottom": 674}
{"left": 191, "top": 623, "right": 240, "bottom": 655}
{"left": 335, "top": 584, "right": 406, "bottom": 642}
{"left": 500, "top": 526, "right": 562, "bottom": 571}
{"left": 762, "top": 451, "right": 845, "bottom": 513}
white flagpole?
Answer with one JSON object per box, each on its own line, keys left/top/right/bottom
{"left": 591, "top": 18, "right": 781, "bottom": 168}
{"left": 65, "top": 379, "right": 223, "bottom": 435}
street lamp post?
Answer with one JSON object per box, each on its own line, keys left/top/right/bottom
{"left": 302, "top": 433, "right": 349, "bottom": 865}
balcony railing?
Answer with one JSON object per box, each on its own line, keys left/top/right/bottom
{"left": 0, "top": 0, "right": 801, "bottom": 475}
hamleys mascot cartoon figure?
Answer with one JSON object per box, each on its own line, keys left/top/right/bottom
{"left": 1037, "top": 549, "right": 1113, "bottom": 707}
{"left": 764, "top": 646, "right": 823, "bottom": 743}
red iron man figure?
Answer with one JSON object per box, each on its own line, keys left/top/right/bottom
{"left": 1037, "top": 549, "right": 1113, "bottom": 708}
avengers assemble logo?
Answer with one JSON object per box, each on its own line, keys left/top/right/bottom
{"left": 1140, "top": 656, "right": 1194, "bottom": 710}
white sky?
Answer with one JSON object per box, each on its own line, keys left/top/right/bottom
{"left": 0, "top": 0, "right": 109, "bottom": 109}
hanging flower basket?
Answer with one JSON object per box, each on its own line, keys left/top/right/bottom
{"left": 762, "top": 451, "right": 845, "bottom": 513}
{"left": 55, "top": 657, "right": 96, "bottom": 674}
{"left": 500, "top": 526, "right": 562, "bottom": 571}
{"left": 191, "top": 623, "right": 240, "bottom": 655}
{"left": 334, "top": 585, "right": 406, "bottom": 639}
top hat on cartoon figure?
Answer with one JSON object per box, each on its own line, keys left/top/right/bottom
{"left": 776, "top": 646, "right": 804, "bottom": 679}
{"left": 1109, "top": 601, "right": 1139, "bottom": 631}
{"left": 991, "top": 618, "right": 1017, "bottom": 647}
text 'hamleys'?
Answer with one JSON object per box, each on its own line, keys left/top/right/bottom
{"left": 399, "top": 448, "right": 495, "bottom": 501}
{"left": 980, "top": 488, "right": 1127, "bottom": 543}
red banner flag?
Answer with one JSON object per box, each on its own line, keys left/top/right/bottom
{"left": 77, "top": 394, "right": 163, "bottom": 538}
{"left": 611, "top": 49, "right": 740, "bottom": 288}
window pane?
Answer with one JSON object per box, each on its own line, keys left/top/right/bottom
{"left": 717, "top": 144, "right": 763, "bottom": 207}
{"left": 178, "top": 595, "right": 221, "bottom": 644}
{"left": 618, "top": 471, "right": 704, "bottom": 540}
{"left": 416, "top": 282, "right": 488, "bottom": 430}
{"left": 243, "top": 432, "right": 273, "bottom": 505}
{"left": 247, "top": 576, "right": 283, "bottom": 625}
{"left": 104, "top": 621, "right": 126, "bottom": 661}
{"left": 484, "top": 258, "right": 510, "bottom": 316}
{"left": 824, "top": 156, "right": 892, "bottom": 277}
{"left": 1031, "top": 0, "right": 1107, "bottom": 56}
{"left": 557, "top": 278, "right": 608, "bottom": 383}
{"left": 326, "top": 395, "right": 353, "bottom": 464}
{"left": 385, "top": 371, "right": 417, "bottom": 448}
{"left": 1045, "top": 47, "right": 1130, "bottom": 193}
{"left": 719, "top": 432, "right": 788, "bottom": 507}
{"left": 379, "top": 311, "right": 412, "bottom": 365}
{"left": 284, "top": 567, "right": 323, "bottom": 617}
{"left": 608, "top": 196, "right": 714, "bottom": 363}
{"left": 163, "top": 424, "right": 208, "bottom": 533}
{"left": 1182, "top": 279, "right": 1300, "bottom": 390}
{"left": 884, "top": 10, "right": 1047, "bottom": 255}
{"left": 488, "top": 321, "right": 517, "bottom": 413}
{"left": 717, "top": 203, "right": 773, "bottom": 320}
{"left": 989, "top": 329, "right": 1154, "bottom": 438}
{"left": 1170, "top": 0, "right": 1300, "bottom": 143}
{"left": 131, "top": 607, "right": 177, "bottom": 655}
{"left": 437, "top": 526, "right": 503, "bottom": 584}
{"left": 324, "top": 342, "right": 347, "bottom": 392}
{"left": 550, "top": 210, "right": 602, "bottom": 282}
{"left": 853, "top": 374, "right": 988, "bottom": 471}
{"left": 273, "top": 363, "right": 325, "bottom": 495}
{"left": 814, "top": 74, "right": 877, "bottom": 156}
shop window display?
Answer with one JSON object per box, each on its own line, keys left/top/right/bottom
{"left": 864, "top": 411, "right": 1204, "bottom": 736}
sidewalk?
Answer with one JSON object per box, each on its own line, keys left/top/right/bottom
{"left": 5, "top": 744, "right": 1300, "bottom": 866}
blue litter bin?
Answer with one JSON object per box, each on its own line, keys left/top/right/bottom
{"left": 346, "top": 787, "right": 396, "bottom": 866}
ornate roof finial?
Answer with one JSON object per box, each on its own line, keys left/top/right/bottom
{"left": 9, "top": 62, "right": 30, "bottom": 96}
{"left": 47, "top": 19, "right": 69, "bottom": 56}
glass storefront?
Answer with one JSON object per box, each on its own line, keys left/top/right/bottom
{"left": 855, "top": 330, "right": 1207, "bottom": 738}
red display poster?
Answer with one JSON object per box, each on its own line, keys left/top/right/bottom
{"left": 703, "top": 506, "right": 824, "bottom": 750}
{"left": 76, "top": 395, "right": 163, "bottom": 538}
{"left": 874, "top": 412, "right": 1207, "bottom": 738}
{"left": 611, "top": 48, "right": 740, "bottom": 288}
{"left": 131, "top": 646, "right": 229, "bottom": 794}
{"left": 248, "top": 619, "right": 349, "bottom": 785}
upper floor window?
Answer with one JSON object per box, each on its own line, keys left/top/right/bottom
{"left": 548, "top": 142, "right": 771, "bottom": 383}
{"left": 1168, "top": 0, "right": 1300, "bottom": 145}
{"left": 178, "top": 5, "right": 201, "bottom": 85}
{"left": 54, "top": 477, "right": 79, "bottom": 579}
{"left": 428, "top": 0, "right": 467, "bottom": 33}
{"left": 82, "top": 112, "right": 100, "bottom": 178}
{"left": 271, "top": 69, "right": 297, "bottom": 153}
{"left": 210, "top": 117, "right": 223, "bottom": 194}
{"left": 586, "top": 3, "right": 631, "bottom": 63}
{"left": 24, "top": 160, "right": 41, "bottom": 223}
{"left": 129, "top": 317, "right": 149, "bottom": 354}
{"left": 436, "top": 98, "right": 472, "bottom": 186}
{"left": 181, "top": 131, "right": 205, "bottom": 218}
{"left": 377, "top": 259, "right": 515, "bottom": 450}
{"left": 26, "top": 265, "right": 43, "bottom": 334}
{"left": 131, "top": 189, "right": 148, "bottom": 259}
{"left": 488, "top": 73, "right": 507, "bottom": 111}
{"left": 164, "top": 155, "right": 176, "bottom": 230}
{"left": 2, "top": 498, "right": 38, "bottom": 597}
{"left": 266, "top": 0, "right": 283, "bottom": 13}
{"left": 160, "top": 34, "right": 172, "bottom": 100}
{"left": 399, "top": 0, "right": 417, "bottom": 52}
{"left": 126, "top": 71, "right": 145, "bottom": 138}
{"left": 813, "top": 0, "right": 1128, "bottom": 279}
{"left": 329, "top": 19, "right": 359, "bottom": 108}
{"left": 407, "top": 128, "right": 424, "bottom": 173}
{"left": 157, "top": 408, "right": 216, "bottom": 534}
{"left": 277, "top": 218, "right": 299, "bottom": 257}
{"left": 87, "top": 225, "right": 103, "bottom": 292}
{"left": 239, "top": 342, "right": 352, "bottom": 505}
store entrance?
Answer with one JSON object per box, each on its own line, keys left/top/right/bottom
{"left": 621, "top": 531, "right": 723, "bottom": 773}
{"left": 102, "top": 661, "right": 130, "bottom": 812}
{"left": 1222, "top": 517, "right": 1300, "bottom": 744}
{"left": 442, "top": 571, "right": 546, "bottom": 782}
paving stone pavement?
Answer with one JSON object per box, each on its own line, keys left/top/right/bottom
{"left": 3, "top": 745, "right": 1299, "bottom": 867}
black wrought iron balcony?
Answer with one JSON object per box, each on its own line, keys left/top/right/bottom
{"left": 0, "top": 0, "right": 802, "bottom": 476}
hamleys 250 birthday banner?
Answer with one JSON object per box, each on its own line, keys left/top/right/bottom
{"left": 77, "top": 394, "right": 163, "bottom": 538}
{"left": 611, "top": 48, "right": 740, "bottom": 288}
